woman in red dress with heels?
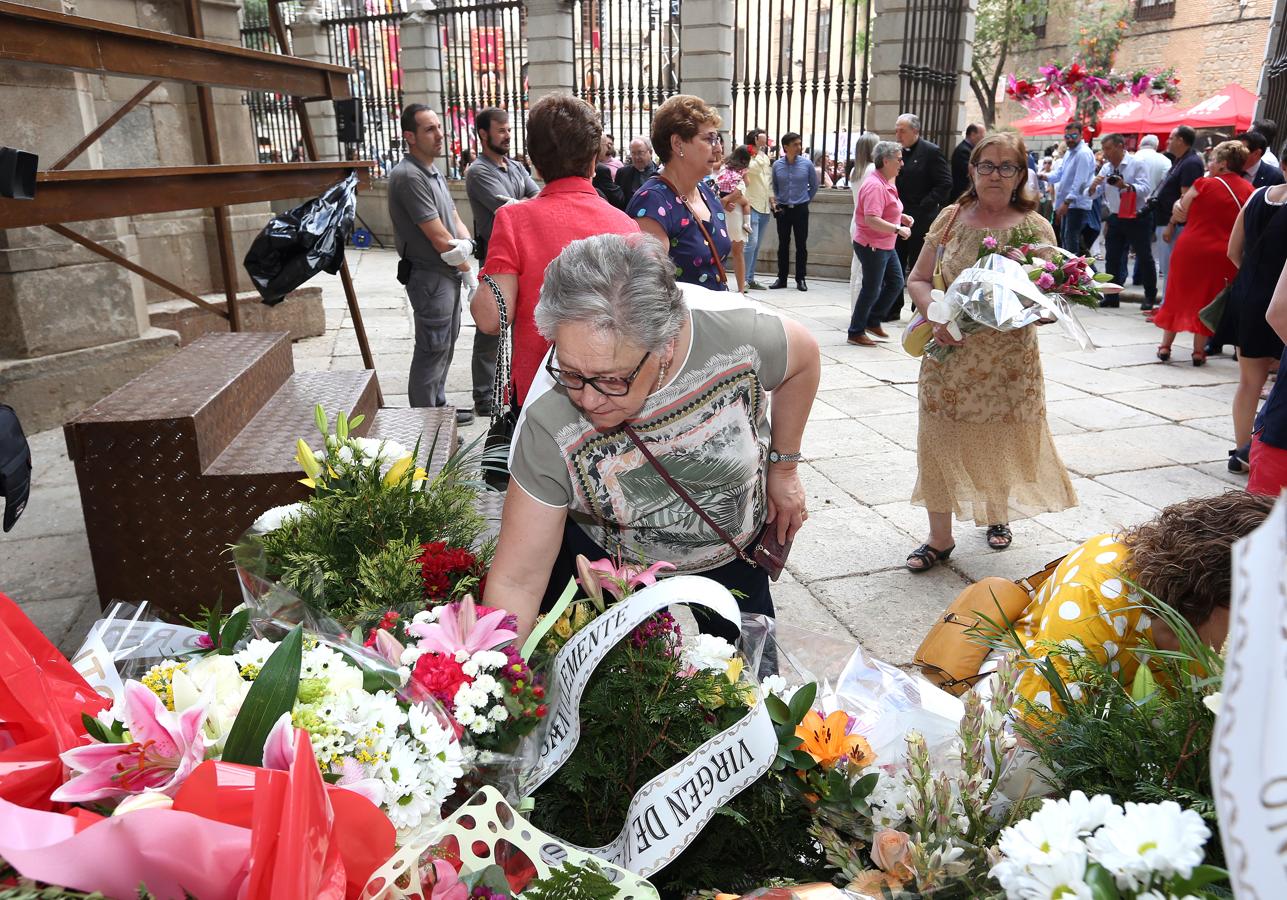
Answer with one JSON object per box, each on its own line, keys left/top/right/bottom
{"left": 1154, "top": 141, "right": 1254, "bottom": 366}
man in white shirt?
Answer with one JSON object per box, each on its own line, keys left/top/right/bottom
{"left": 1253, "top": 118, "right": 1280, "bottom": 168}
{"left": 1132, "top": 134, "right": 1171, "bottom": 297}
{"left": 1088, "top": 133, "right": 1156, "bottom": 308}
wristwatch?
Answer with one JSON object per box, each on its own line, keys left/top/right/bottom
{"left": 768, "top": 449, "right": 803, "bottom": 464}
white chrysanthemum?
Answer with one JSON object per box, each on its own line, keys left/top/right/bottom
{"left": 455, "top": 705, "right": 477, "bottom": 727}
{"left": 232, "top": 637, "right": 280, "bottom": 670}
{"left": 380, "top": 738, "right": 438, "bottom": 830}
{"left": 250, "top": 502, "right": 308, "bottom": 533}
{"left": 350, "top": 437, "right": 408, "bottom": 464}
{"left": 683, "top": 634, "right": 738, "bottom": 672}
{"left": 406, "top": 702, "right": 454, "bottom": 754}
{"left": 411, "top": 607, "right": 441, "bottom": 626}
{"left": 867, "top": 770, "right": 912, "bottom": 830}
{"left": 1085, "top": 800, "right": 1210, "bottom": 890}
{"left": 488, "top": 704, "right": 509, "bottom": 721}
{"left": 400, "top": 645, "right": 426, "bottom": 667}
{"left": 993, "top": 850, "right": 1093, "bottom": 900}
{"left": 759, "top": 674, "right": 789, "bottom": 697}
{"left": 996, "top": 808, "right": 1088, "bottom": 870}
{"left": 1136, "top": 892, "right": 1201, "bottom": 900}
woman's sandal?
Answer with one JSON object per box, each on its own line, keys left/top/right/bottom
{"left": 986, "top": 524, "right": 1013, "bottom": 550}
{"left": 1156, "top": 345, "right": 1172, "bottom": 362}
{"left": 1191, "top": 351, "right": 1207, "bottom": 367}
{"left": 906, "top": 542, "right": 955, "bottom": 573}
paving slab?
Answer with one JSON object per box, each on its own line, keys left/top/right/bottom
{"left": 1095, "top": 465, "right": 1236, "bottom": 509}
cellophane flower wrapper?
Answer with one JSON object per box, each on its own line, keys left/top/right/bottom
{"left": 0, "top": 592, "right": 110, "bottom": 810}
{"left": 924, "top": 253, "right": 1096, "bottom": 362}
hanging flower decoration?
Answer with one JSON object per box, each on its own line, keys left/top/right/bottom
{"left": 1005, "top": 61, "right": 1180, "bottom": 130}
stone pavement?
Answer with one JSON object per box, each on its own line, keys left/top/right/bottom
{"left": 1, "top": 247, "right": 1250, "bottom": 667}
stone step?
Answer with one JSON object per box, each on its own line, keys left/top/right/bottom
{"left": 149, "top": 288, "right": 326, "bottom": 346}
{"left": 65, "top": 331, "right": 293, "bottom": 474}
{"left": 205, "top": 370, "right": 379, "bottom": 476}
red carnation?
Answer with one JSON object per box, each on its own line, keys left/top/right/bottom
{"left": 410, "top": 651, "right": 473, "bottom": 709}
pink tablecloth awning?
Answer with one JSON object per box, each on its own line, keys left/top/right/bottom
{"left": 1148, "top": 83, "right": 1258, "bottom": 133}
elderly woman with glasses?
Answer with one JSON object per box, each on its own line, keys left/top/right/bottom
{"left": 903, "top": 132, "right": 1076, "bottom": 572}
{"left": 482, "top": 233, "right": 821, "bottom": 643}
{"left": 630, "top": 94, "right": 733, "bottom": 290}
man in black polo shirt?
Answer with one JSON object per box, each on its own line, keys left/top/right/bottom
{"left": 1150, "top": 125, "right": 1204, "bottom": 310}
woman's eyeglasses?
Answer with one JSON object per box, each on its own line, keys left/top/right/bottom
{"left": 546, "top": 348, "right": 652, "bottom": 396}
{"left": 696, "top": 132, "right": 724, "bottom": 147}
{"left": 973, "top": 161, "right": 1022, "bottom": 177}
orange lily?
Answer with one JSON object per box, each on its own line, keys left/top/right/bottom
{"left": 795, "top": 709, "right": 876, "bottom": 769}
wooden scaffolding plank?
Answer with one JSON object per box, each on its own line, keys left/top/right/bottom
{"left": 0, "top": 162, "right": 373, "bottom": 229}
{"left": 0, "top": 1, "right": 351, "bottom": 100}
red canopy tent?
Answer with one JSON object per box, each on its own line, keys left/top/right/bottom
{"left": 1148, "top": 83, "right": 1258, "bottom": 133}
{"left": 1097, "top": 98, "right": 1177, "bottom": 134}
{"left": 1011, "top": 104, "right": 1073, "bottom": 136}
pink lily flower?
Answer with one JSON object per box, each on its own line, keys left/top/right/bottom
{"left": 427, "top": 858, "right": 468, "bottom": 900}
{"left": 408, "top": 596, "right": 517, "bottom": 655}
{"left": 262, "top": 717, "right": 386, "bottom": 807}
{"left": 262, "top": 712, "right": 296, "bottom": 771}
{"left": 577, "top": 555, "right": 676, "bottom": 602}
{"left": 51, "top": 681, "right": 208, "bottom": 803}
{"left": 371, "top": 628, "right": 405, "bottom": 668}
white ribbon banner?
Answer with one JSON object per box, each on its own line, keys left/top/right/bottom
{"left": 521, "top": 576, "right": 779, "bottom": 877}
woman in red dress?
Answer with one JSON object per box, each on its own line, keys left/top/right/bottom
{"left": 1154, "top": 141, "right": 1253, "bottom": 366}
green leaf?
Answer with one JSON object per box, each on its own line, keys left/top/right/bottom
{"left": 1084, "top": 863, "right": 1118, "bottom": 900}
{"left": 852, "top": 770, "right": 881, "bottom": 801}
{"left": 521, "top": 577, "right": 578, "bottom": 661}
{"left": 81, "top": 712, "right": 116, "bottom": 744}
{"left": 218, "top": 609, "right": 250, "bottom": 652}
{"left": 221, "top": 625, "right": 302, "bottom": 766}
{"left": 790, "top": 749, "right": 817, "bottom": 770}
{"left": 787, "top": 681, "right": 818, "bottom": 725}
{"left": 764, "top": 692, "right": 792, "bottom": 725}
{"left": 349, "top": 413, "right": 365, "bottom": 431}
{"left": 1171, "top": 864, "right": 1229, "bottom": 893}
{"left": 1093, "top": 272, "right": 1115, "bottom": 282}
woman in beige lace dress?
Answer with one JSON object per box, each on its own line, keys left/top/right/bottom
{"left": 904, "top": 132, "right": 1076, "bottom": 571}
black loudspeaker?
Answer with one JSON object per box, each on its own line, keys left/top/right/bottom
{"left": 334, "top": 99, "right": 364, "bottom": 144}
{"left": 0, "top": 147, "right": 38, "bottom": 200}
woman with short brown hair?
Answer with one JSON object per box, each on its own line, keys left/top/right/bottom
{"left": 470, "top": 93, "right": 639, "bottom": 405}
{"left": 904, "top": 132, "right": 1075, "bottom": 571}
{"left": 631, "top": 94, "right": 732, "bottom": 290}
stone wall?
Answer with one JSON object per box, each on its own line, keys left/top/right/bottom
{"left": 970, "top": 0, "right": 1277, "bottom": 134}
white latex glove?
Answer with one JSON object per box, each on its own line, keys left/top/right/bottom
{"left": 460, "top": 264, "right": 479, "bottom": 296}
{"left": 440, "top": 238, "right": 474, "bottom": 266}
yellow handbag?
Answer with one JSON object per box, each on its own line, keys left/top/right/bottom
{"left": 902, "top": 205, "right": 961, "bottom": 358}
{"left": 913, "top": 556, "right": 1064, "bottom": 696}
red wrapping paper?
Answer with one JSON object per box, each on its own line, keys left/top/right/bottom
{"left": 0, "top": 591, "right": 108, "bottom": 809}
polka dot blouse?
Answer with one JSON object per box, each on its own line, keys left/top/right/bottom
{"left": 1011, "top": 534, "right": 1154, "bottom": 717}
{"left": 631, "top": 176, "right": 732, "bottom": 290}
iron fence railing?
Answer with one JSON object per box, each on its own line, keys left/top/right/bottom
{"left": 431, "top": 0, "right": 529, "bottom": 180}
{"left": 1263, "top": 15, "right": 1287, "bottom": 160}
{"left": 731, "top": 0, "right": 871, "bottom": 173}
{"left": 572, "top": 0, "right": 682, "bottom": 154}
{"left": 240, "top": 11, "right": 304, "bottom": 163}
{"left": 899, "top": 0, "right": 969, "bottom": 152}
{"left": 324, "top": 10, "right": 407, "bottom": 175}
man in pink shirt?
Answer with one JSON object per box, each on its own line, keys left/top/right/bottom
{"left": 470, "top": 94, "right": 639, "bottom": 405}
{"left": 848, "top": 140, "right": 914, "bottom": 346}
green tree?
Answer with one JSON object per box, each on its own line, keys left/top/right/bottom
{"left": 969, "top": 0, "right": 1054, "bottom": 128}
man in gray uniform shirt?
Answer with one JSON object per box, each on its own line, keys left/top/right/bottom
{"left": 388, "top": 104, "right": 477, "bottom": 423}
{"left": 464, "top": 107, "right": 538, "bottom": 417}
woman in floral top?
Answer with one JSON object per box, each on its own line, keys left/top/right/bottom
{"left": 633, "top": 95, "right": 733, "bottom": 291}
{"left": 715, "top": 146, "right": 754, "bottom": 293}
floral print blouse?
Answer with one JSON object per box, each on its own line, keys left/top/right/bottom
{"left": 632, "top": 175, "right": 732, "bottom": 290}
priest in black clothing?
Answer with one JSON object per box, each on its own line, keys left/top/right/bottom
{"left": 889, "top": 113, "right": 953, "bottom": 320}
{"left": 950, "top": 123, "right": 983, "bottom": 200}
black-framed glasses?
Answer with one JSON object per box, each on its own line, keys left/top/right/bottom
{"left": 973, "top": 161, "right": 1022, "bottom": 177}
{"left": 546, "top": 347, "right": 652, "bottom": 396}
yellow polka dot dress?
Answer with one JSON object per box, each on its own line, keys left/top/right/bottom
{"left": 1012, "top": 534, "right": 1154, "bottom": 715}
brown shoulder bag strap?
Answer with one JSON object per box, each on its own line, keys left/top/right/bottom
{"left": 655, "top": 174, "right": 729, "bottom": 285}
{"left": 620, "top": 424, "right": 753, "bottom": 565}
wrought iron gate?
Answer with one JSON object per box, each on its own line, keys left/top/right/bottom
{"left": 572, "top": 0, "right": 682, "bottom": 151}
{"left": 430, "top": 0, "right": 529, "bottom": 179}
{"left": 325, "top": 8, "right": 407, "bottom": 175}
{"left": 898, "top": 0, "right": 969, "bottom": 151}
{"left": 730, "top": 0, "right": 871, "bottom": 169}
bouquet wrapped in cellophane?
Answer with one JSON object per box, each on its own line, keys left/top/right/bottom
{"left": 908, "top": 233, "right": 1120, "bottom": 362}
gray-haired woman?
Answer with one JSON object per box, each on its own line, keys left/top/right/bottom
{"left": 483, "top": 232, "right": 821, "bottom": 644}
{"left": 847, "top": 140, "right": 913, "bottom": 345}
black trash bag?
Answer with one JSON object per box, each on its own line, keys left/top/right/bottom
{"left": 243, "top": 173, "right": 358, "bottom": 305}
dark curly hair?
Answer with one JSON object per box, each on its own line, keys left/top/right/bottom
{"left": 1119, "top": 491, "right": 1275, "bottom": 626}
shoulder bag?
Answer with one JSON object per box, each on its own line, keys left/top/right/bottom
{"left": 481, "top": 274, "right": 518, "bottom": 491}
{"left": 655, "top": 174, "right": 729, "bottom": 286}
{"left": 1198, "top": 179, "right": 1259, "bottom": 333}
{"left": 913, "top": 554, "right": 1064, "bottom": 695}
{"left": 902, "top": 204, "right": 962, "bottom": 357}
{"left": 620, "top": 424, "right": 789, "bottom": 580}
